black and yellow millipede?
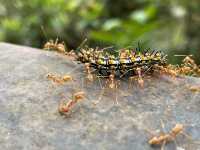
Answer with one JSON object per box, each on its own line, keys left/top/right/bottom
{"left": 76, "top": 41, "right": 167, "bottom": 77}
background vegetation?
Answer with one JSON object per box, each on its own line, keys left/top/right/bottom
{"left": 0, "top": 0, "right": 199, "bottom": 64}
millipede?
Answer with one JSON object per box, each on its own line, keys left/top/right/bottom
{"left": 76, "top": 41, "right": 167, "bottom": 78}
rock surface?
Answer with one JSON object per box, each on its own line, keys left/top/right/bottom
{"left": 0, "top": 42, "right": 200, "bottom": 150}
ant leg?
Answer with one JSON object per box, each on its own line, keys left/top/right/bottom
{"left": 180, "top": 132, "right": 192, "bottom": 140}
{"left": 181, "top": 132, "right": 200, "bottom": 145}
{"left": 114, "top": 87, "right": 119, "bottom": 105}
{"left": 128, "top": 77, "right": 132, "bottom": 89}
{"left": 79, "top": 77, "right": 85, "bottom": 90}
{"left": 144, "top": 127, "right": 157, "bottom": 139}
{"left": 128, "top": 76, "right": 137, "bottom": 89}
{"left": 92, "top": 86, "right": 105, "bottom": 106}
{"left": 160, "top": 119, "right": 166, "bottom": 133}
{"left": 98, "top": 87, "right": 105, "bottom": 105}
{"left": 55, "top": 38, "right": 58, "bottom": 45}
{"left": 136, "top": 68, "right": 144, "bottom": 88}
{"left": 138, "top": 76, "right": 144, "bottom": 88}
{"left": 67, "top": 65, "right": 83, "bottom": 75}
{"left": 115, "top": 80, "right": 121, "bottom": 105}
{"left": 161, "top": 141, "right": 166, "bottom": 150}
{"left": 97, "top": 76, "right": 103, "bottom": 90}
{"left": 120, "top": 68, "right": 134, "bottom": 78}
{"left": 173, "top": 139, "right": 180, "bottom": 150}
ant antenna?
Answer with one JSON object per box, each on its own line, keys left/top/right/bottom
{"left": 174, "top": 55, "right": 193, "bottom": 57}
{"left": 138, "top": 41, "right": 141, "bottom": 51}
{"left": 101, "top": 46, "right": 114, "bottom": 51}
{"left": 77, "top": 38, "right": 88, "bottom": 51}
{"left": 136, "top": 41, "right": 142, "bottom": 52}
{"left": 55, "top": 37, "right": 59, "bottom": 45}
{"left": 124, "top": 45, "right": 135, "bottom": 50}
{"left": 41, "top": 25, "right": 48, "bottom": 41}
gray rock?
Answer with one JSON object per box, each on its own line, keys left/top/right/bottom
{"left": 0, "top": 42, "right": 200, "bottom": 150}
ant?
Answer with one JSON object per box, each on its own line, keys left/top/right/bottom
{"left": 174, "top": 55, "right": 200, "bottom": 76}
{"left": 43, "top": 38, "right": 66, "bottom": 53}
{"left": 84, "top": 63, "right": 95, "bottom": 83}
{"left": 182, "top": 56, "right": 200, "bottom": 76}
{"left": 106, "top": 73, "right": 119, "bottom": 89}
{"left": 136, "top": 67, "right": 144, "bottom": 88}
{"left": 65, "top": 50, "right": 78, "bottom": 60}
{"left": 154, "top": 64, "right": 178, "bottom": 79}
{"left": 97, "top": 71, "right": 120, "bottom": 105}
{"left": 165, "top": 65, "right": 179, "bottom": 78}
{"left": 125, "top": 67, "right": 144, "bottom": 88}
{"left": 147, "top": 121, "right": 198, "bottom": 150}
{"left": 46, "top": 73, "right": 73, "bottom": 86}
{"left": 149, "top": 124, "right": 184, "bottom": 146}
{"left": 46, "top": 73, "right": 65, "bottom": 85}
{"left": 58, "top": 91, "right": 85, "bottom": 115}
{"left": 188, "top": 85, "right": 200, "bottom": 92}
{"left": 80, "top": 63, "right": 96, "bottom": 88}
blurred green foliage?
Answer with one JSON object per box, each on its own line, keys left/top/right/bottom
{"left": 0, "top": 0, "right": 199, "bottom": 63}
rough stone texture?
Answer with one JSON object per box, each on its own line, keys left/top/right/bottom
{"left": 0, "top": 42, "right": 200, "bottom": 150}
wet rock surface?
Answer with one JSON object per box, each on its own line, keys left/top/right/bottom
{"left": 0, "top": 42, "right": 200, "bottom": 150}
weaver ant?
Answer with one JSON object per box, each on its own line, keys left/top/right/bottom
{"left": 136, "top": 67, "right": 144, "bottom": 88}
{"left": 188, "top": 85, "right": 200, "bottom": 92}
{"left": 46, "top": 73, "right": 73, "bottom": 86}
{"left": 154, "top": 64, "right": 178, "bottom": 79}
{"left": 105, "top": 72, "right": 120, "bottom": 89}
{"left": 43, "top": 38, "right": 66, "bottom": 53}
{"left": 94, "top": 71, "right": 120, "bottom": 105}
{"left": 147, "top": 121, "right": 199, "bottom": 150}
{"left": 173, "top": 55, "right": 200, "bottom": 76}
{"left": 84, "top": 63, "right": 95, "bottom": 83}
{"left": 58, "top": 91, "right": 85, "bottom": 115}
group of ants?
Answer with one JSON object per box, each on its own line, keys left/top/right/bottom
{"left": 43, "top": 38, "right": 200, "bottom": 150}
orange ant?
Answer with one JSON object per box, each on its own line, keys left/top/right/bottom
{"left": 154, "top": 64, "right": 178, "bottom": 79}
{"left": 126, "top": 67, "right": 144, "bottom": 88}
{"left": 149, "top": 124, "right": 184, "bottom": 146}
{"left": 43, "top": 38, "right": 66, "bottom": 53}
{"left": 136, "top": 67, "right": 144, "bottom": 88}
{"left": 182, "top": 56, "right": 200, "bottom": 76}
{"left": 58, "top": 91, "right": 85, "bottom": 115}
{"left": 84, "top": 63, "right": 95, "bottom": 83}
{"left": 46, "top": 73, "right": 73, "bottom": 86}
{"left": 106, "top": 73, "right": 119, "bottom": 89}
{"left": 82, "top": 63, "right": 99, "bottom": 87}
{"left": 188, "top": 85, "right": 200, "bottom": 92}
{"left": 174, "top": 55, "right": 200, "bottom": 76}
{"left": 95, "top": 71, "right": 120, "bottom": 105}
{"left": 147, "top": 121, "right": 198, "bottom": 150}
{"left": 183, "top": 55, "right": 196, "bottom": 66}
{"left": 65, "top": 50, "right": 78, "bottom": 60}
{"left": 46, "top": 73, "right": 64, "bottom": 85}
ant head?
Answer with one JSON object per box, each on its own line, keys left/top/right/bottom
{"left": 49, "top": 39, "right": 54, "bottom": 43}
{"left": 45, "top": 41, "right": 51, "bottom": 45}
{"left": 74, "top": 91, "right": 85, "bottom": 100}
{"left": 148, "top": 137, "right": 159, "bottom": 145}
{"left": 84, "top": 63, "right": 90, "bottom": 71}
{"left": 46, "top": 73, "right": 53, "bottom": 78}
{"left": 136, "top": 67, "right": 141, "bottom": 71}
{"left": 172, "top": 124, "right": 183, "bottom": 134}
{"left": 85, "top": 63, "right": 90, "bottom": 67}
{"left": 109, "top": 74, "right": 114, "bottom": 79}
